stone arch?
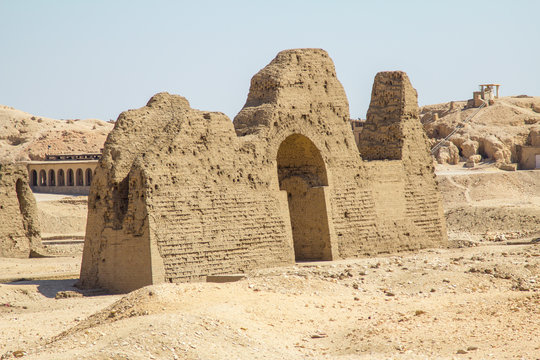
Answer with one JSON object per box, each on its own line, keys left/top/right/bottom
{"left": 31, "top": 170, "right": 38, "bottom": 187}
{"left": 48, "top": 169, "right": 56, "bottom": 186}
{"left": 277, "top": 134, "right": 333, "bottom": 261}
{"left": 85, "top": 168, "right": 92, "bottom": 186}
{"left": 76, "top": 168, "right": 84, "bottom": 186}
{"left": 39, "top": 170, "right": 46, "bottom": 186}
{"left": 67, "top": 169, "right": 74, "bottom": 186}
{"left": 57, "top": 169, "right": 65, "bottom": 186}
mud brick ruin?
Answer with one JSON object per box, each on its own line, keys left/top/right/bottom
{"left": 79, "top": 49, "right": 447, "bottom": 293}
{"left": 0, "top": 163, "right": 41, "bottom": 257}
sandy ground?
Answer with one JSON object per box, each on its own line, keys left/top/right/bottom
{"left": 0, "top": 167, "right": 539, "bottom": 359}
{"left": 37, "top": 196, "right": 87, "bottom": 239}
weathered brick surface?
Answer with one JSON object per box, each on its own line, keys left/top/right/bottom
{"left": 0, "top": 162, "right": 41, "bottom": 257}
{"left": 80, "top": 49, "right": 446, "bottom": 293}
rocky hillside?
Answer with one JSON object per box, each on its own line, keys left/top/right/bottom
{"left": 0, "top": 105, "right": 113, "bottom": 162}
{"left": 421, "top": 96, "right": 540, "bottom": 167}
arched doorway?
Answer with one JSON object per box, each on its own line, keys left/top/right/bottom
{"left": 48, "top": 169, "right": 56, "bottom": 186}
{"left": 85, "top": 168, "right": 92, "bottom": 186}
{"left": 277, "top": 134, "right": 333, "bottom": 261}
{"left": 76, "top": 169, "right": 84, "bottom": 186}
{"left": 58, "top": 169, "right": 65, "bottom": 186}
{"left": 39, "top": 170, "right": 47, "bottom": 186}
{"left": 67, "top": 169, "right": 74, "bottom": 186}
{"left": 31, "top": 170, "right": 38, "bottom": 187}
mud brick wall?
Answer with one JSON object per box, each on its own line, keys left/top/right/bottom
{"left": 358, "top": 72, "right": 417, "bottom": 160}
{"left": 80, "top": 49, "right": 447, "bottom": 293}
{"left": 358, "top": 71, "right": 447, "bottom": 252}
{"left": 0, "top": 162, "right": 41, "bottom": 257}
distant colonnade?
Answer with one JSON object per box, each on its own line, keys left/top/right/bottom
{"left": 25, "top": 154, "right": 100, "bottom": 195}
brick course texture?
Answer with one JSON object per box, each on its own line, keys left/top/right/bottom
{"left": 79, "top": 49, "right": 447, "bottom": 293}
{"left": 0, "top": 162, "right": 42, "bottom": 257}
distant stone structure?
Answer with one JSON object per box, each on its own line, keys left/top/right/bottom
{"left": 25, "top": 153, "right": 100, "bottom": 195}
{"left": 0, "top": 163, "right": 42, "bottom": 257}
{"left": 350, "top": 119, "right": 364, "bottom": 146}
{"left": 470, "top": 84, "right": 501, "bottom": 107}
{"left": 79, "top": 49, "right": 447, "bottom": 293}
{"left": 517, "top": 127, "right": 540, "bottom": 169}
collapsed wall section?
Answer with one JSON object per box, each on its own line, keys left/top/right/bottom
{"left": 134, "top": 101, "right": 294, "bottom": 283}
{"left": 79, "top": 93, "right": 192, "bottom": 292}
{"left": 80, "top": 92, "right": 295, "bottom": 292}
{"left": 0, "top": 162, "right": 41, "bottom": 257}
{"left": 357, "top": 71, "right": 447, "bottom": 250}
{"left": 80, "top": 49, "right": 447, "bottom": 293}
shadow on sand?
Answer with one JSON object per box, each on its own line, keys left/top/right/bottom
{"left": 7, "top": 278, "right": 80, "bottom": 298}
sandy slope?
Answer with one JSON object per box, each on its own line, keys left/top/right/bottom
{"left": 0, "top": 105, "right": 113, "bottom": 162}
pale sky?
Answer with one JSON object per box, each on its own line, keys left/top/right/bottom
{"left": 1, "top": 0, "right": 538, "bottom": 122}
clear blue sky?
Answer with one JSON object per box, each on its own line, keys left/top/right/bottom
{"left": 1, "top": 0, "right": 538, "bottom": 121}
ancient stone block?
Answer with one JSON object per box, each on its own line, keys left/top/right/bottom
{"left": 461, "top": 139, "right": 479, "bottom": 158}
{"left": 434, "top": 141, "right": 460, "bottom": 165}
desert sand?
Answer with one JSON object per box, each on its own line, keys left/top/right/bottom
{"left": 0, "top": 105, "right": 113, "bottom": 162}
{"left": 1, "top": 167, "right": 539, "bottom": 359}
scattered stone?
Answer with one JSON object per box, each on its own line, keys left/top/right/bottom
{"left": 461, "top": 140, "right": 479, "bottom": 158}
{"left": 12, "top": 350, "right": 26, "bottom": 358}
{"left": 497, "top": 163, "right": 517, "bottom": 171}
{"left": 513, "top": 279, "right": 531, "bottom": 291}
{"left": 55, "top": 291, "right": 83, "bottom": 299}
{"left": 464, "top": 158, "right": 475, "bottom": 168}
{"left": 434, "top": 141, "right": 460, "bottom": 165}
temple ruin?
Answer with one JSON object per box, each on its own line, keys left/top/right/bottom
{"left": 25, "top": 153, "right": 100, "bottom": 195}
{"left": 0, "top": 162, "right": 42, "bottom": 257}
{"left": 79, "top": 48, "right": 447, "bottom": 293}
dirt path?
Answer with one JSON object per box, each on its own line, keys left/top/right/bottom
{"left": 445, "top": 176, "right": 472, "bottom": 204}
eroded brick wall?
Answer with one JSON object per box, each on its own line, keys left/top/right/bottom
{"left": 0, "top": 163, "right": 41, "bottom": 257}
{"left": 80, "top": 49, "right": 447, "bottom": 293}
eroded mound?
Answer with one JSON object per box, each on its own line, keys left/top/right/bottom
{"left": 0, "top": 104, "right": 113, "bottom": 162}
